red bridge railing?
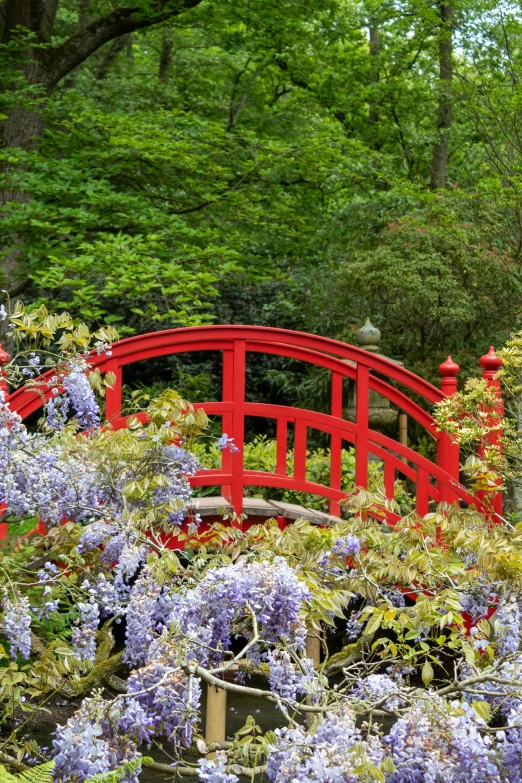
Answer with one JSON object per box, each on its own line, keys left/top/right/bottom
{"left": 3, "top": 326, "right": 504, "bottom": 526}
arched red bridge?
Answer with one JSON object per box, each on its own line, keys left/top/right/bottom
{"left": 4, "top": 326, "right": 503, "bottom": 528}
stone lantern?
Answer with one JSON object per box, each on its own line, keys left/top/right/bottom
{"left": 345, "top": 319, "right": 405, "bottom": 458}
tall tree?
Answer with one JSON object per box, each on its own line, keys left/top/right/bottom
{"left": 430, "top": 2, "right": 454, "bottom": 189}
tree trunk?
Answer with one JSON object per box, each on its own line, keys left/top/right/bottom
{"left": 368, "top": 20, "right": 388, "bottom": 190}
{"left": 368, "top": 21, "right": 380, "bottom": 128}
{"left": 159, "top": 31, "right": 173, "bottom": 83}
{"left": 429, "top": 3, "right": 454, "bottom": 190}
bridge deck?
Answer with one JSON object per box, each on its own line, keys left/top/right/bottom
{"left": 196, "top": 496, "right": 341, "bottom": 526}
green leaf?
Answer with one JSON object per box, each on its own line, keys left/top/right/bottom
{"left": 421, "top": 661, "right": 434, "bottom": 686}
{"left": 472, "top": 701, "right": 491, "bottom": 723}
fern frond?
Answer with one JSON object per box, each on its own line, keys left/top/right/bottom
{"left": 18, "top": 763, "right": 55, "bottom": 783}
{"left": 86, "top": 757, "right": 152, "bottom": 783}
{"left": 0, "top": 762, "right": 54, "bottom": 783}
{"left": 0, "top": 764, "right": 20, "bottom": 783}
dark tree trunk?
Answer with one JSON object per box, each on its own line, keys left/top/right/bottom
{"left": 368, "top": 20, "right": 388, "bottom": 190}
{"left": 0, "top": 17, "right": 53, "bottom": 302}
{"left": 430, "top": 3, "right": 454, "bottom": 190}
{"left": 368, "top": 21, "right": 380, "bottom": 128}
{"left": 159, "top": 32, "right": 172, "bottom": 83}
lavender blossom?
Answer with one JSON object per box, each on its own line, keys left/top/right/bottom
{"left": 53, "top": 698, "right": 141, "bottom": 783}
{"left": 266, "top": 649, "right": 320, "bottom": 701}
{"left": 123, "top": 571, "right": 163, "bottom": 666}
{"left": 385, "top": 695, "right": 499, "bottom": 782}
{"left": 217, "top": 434, "right": 240, "bottom": 453}
{"left": 350, "top": 673, "right": 404, "bottom": 711}
{"left": 127, "top": 657, "right": 201, "bottom": 747}
{"left": 45, "top": 394, "right": 70, "bottom": 431}
{"left": 63, "top": 366, "right": 100, "bottom": 430}
{"left": 332, "top": 534, "right": 361, "bottom": 557}
{"left": 71, "top": 601, "right": 99, "bottom": 663}
{"left": 267, "top": 705, "right": 384, "bottom": 782}
{"left": 4, "top": 593, "right": 31, "bottom": 660}
{"left": 495, "top": 595, "right": 521, "bottom": 656}
{"left": 168, "top": 558, "right": 310, "bottom": 665}
{"left": 198, "top": 752, "right": 239, "bottom": 783}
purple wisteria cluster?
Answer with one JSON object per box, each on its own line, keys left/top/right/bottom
{"left": 217, "top": 434, "right": 240, "bottom": 454}
{"left": 266, "top": 649, "right": 320, "bottom": 700}
{"left": 84, "top": 573, "right": 121, "bottom": 618}
{"left": 460, "top": 581, "right": 497, "bottom": 625}
{"left": 497, "top": 704, "right": 522, "bottom": 783}
{"left": 267, "top": 704, "right": 384, "bottom": 782}
{"left": 44, "top": 359, "right": 101, "bottom": 432}
{"left": 198, "top": 752, "right": 239, "bottom": 783}
{"left": 266, "top": 692, "right": 522, "bottom": 782}
{"left": 61, "top": 364, "right": 100, "bottom": 431}
{"left": 332, "top": 534, "right": 362, "bottom": 557}
{"left": 459, "top": 654, "right": 522, "bottom": 718}
{"left": 0, "top": 368, "right": 200, "bottom": 529}
{"left": 350, "top": 673, "right": 405, "bottom": 712}
{"left": 53, "top": 698, "right": 142, "bottom": 783}
{"left": 45, "top": 393, "right": 70, "bottom": 432}
{"left": 318, "top": 533, "right": 361, "bottom": 572}
{"left": 114, "top": 558, "right": 310, "bottom": 668}
{"left": 127, "top": 656, "right": 201, "bottom": 747}
{"left": 3, "top": 592, "right": 31, "bottom": 660}
{"left": 0, "top": 397, "right": 103, "bottom": 524}
{"left": 165, "top": 557, "right": 311, "bottom": 665}
{"left": 52, "top": 653, "right": 200, "bottom": 779}
{"left": 77, "top": 519, "right": 120, "bottom": 554}
{"left": 495, "top": 594, "right": 521, "bottom": 656}
{"left": 124, "top": 571, "right": 163, "bottom": 666}
{"left": 384, "top": 695, "right": 501, "bottom": 782}
{"left": 71, "top": 600, "right": 100, "bottom": 663}
{"left": 144, "top": 444, "right": 200, "bottom": 527}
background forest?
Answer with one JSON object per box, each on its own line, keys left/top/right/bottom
{"left": 2, "top": 0, "right": 522, "bottom": 401}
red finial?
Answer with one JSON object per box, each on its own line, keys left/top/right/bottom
{"left": 480, "top": 346, "right": 502, "bottom": 379}
{"left": 439, "top": 355, "right": 460, "bottom": 396}
{"left": 439, "top": 355, "right": 460, "bottom": 377}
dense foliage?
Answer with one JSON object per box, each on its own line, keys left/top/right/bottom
{"left": 2, "top": 0, "right": 522, "bottom": 380}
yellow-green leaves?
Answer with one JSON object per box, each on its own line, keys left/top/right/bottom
{"left": 421, "top": 660, "right": 434, "bottom": 686}
{"left": 8, "top": 302, "right": 119, "bottom": 353}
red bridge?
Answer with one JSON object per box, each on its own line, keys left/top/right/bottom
{"left": 4, "top": 326, "right": 503, "bottom": 529}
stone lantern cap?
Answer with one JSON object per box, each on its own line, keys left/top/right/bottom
{"left": 349, "top": 318, "right": 403, "bottom": 367}
{"left": 355, "top": 318, "right": 381, "bottom": 353}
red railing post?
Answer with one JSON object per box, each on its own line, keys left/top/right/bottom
{"left": 230, "top": 340, "right": 246, "bottom": 519}
{"left": 329, "top": 372, "right": 343, "bottom": 516}
{"left": 221, "top": 349, "right": 234, "bottom": 504}
{"left": 437, "top": 356, "right": 460, "bottom": 504}
{"left": 0, "top": 343, "right": 9, "bottom": 541}
{"left": 275, "top": 417, "right": 288, "bottom": 477}
{"left": 479, "top": 347, "right": 503, "bottom": 519}
{"left": 355, "top": 364, "right": 369, "bottom": 490}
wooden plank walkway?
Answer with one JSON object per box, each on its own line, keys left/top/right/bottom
{"left": 195, "top": 496, "right": 341, "bottom": 526}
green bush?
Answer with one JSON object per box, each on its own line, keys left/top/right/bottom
{"left": 192, "top": 435, "right": 413, "bottom": 515}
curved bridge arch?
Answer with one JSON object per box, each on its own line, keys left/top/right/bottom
{"left": 6, "top": 325, "right": 474, "bottom": 522}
